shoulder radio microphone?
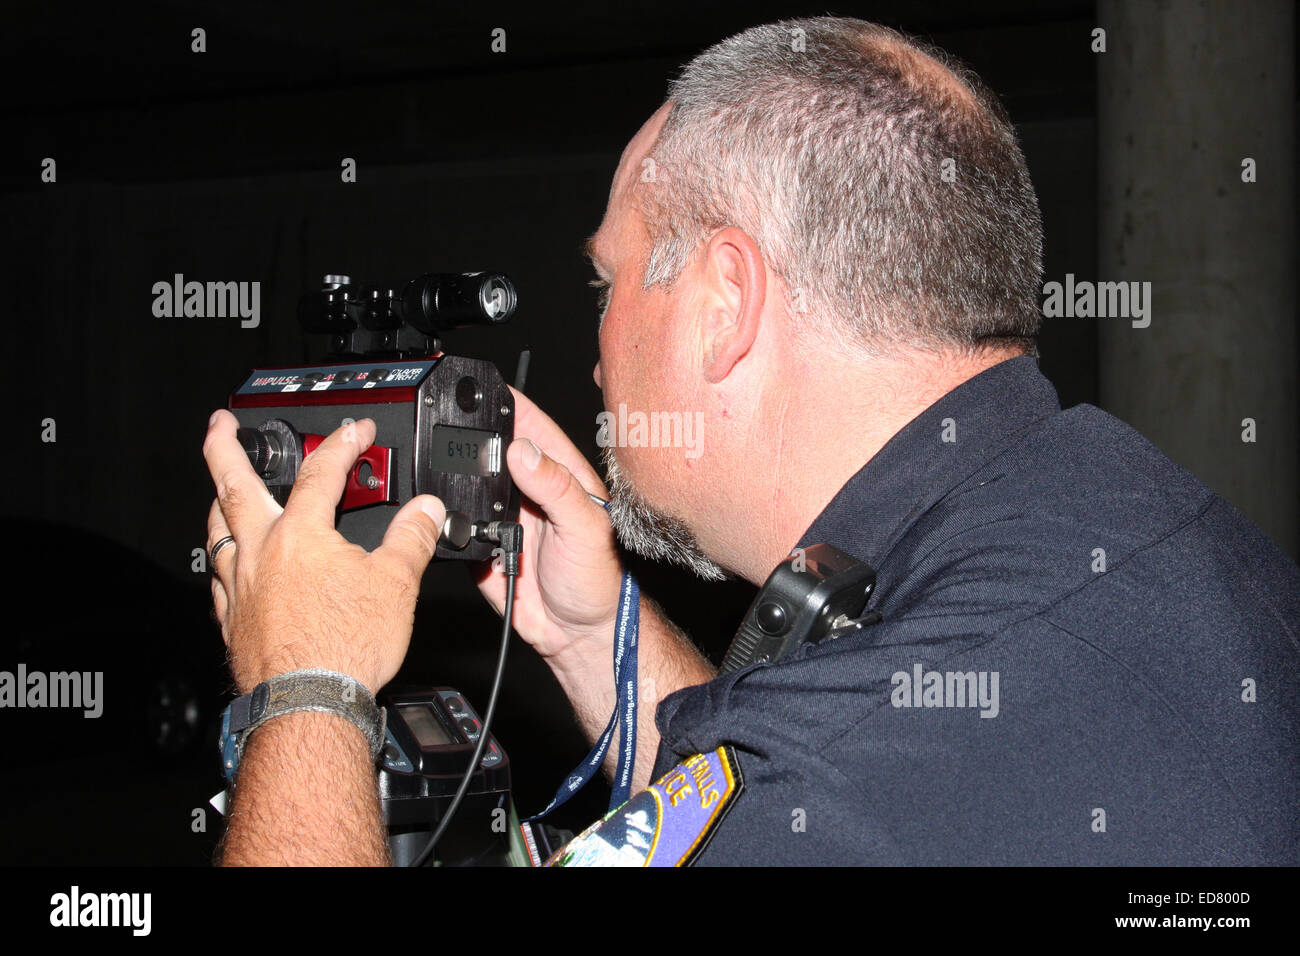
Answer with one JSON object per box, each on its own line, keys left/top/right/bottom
{"left": 720, "top": 543, "right": 879, "bottom": 672}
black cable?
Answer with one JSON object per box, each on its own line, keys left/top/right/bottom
{"left": 409, "top": 533, "right": 520, "bottom": 867}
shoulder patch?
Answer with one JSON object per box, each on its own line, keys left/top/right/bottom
{"left": 545, "top": 746, "right": 744, "bottom": 867}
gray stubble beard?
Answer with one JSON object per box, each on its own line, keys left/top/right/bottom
{"left": 600, "top": 444, "right": 729, "bottom": 582}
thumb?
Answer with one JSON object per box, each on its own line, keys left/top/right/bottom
{"left": 377, "top": 495, "right": 446, "bottom": 584}
{"left": 508, "top": 438, "right": 604, "bottom": 535}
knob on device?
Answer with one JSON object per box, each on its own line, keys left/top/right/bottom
{"left": 237, "top": 420, "right": 303, "bottom": 502}
{"left": 238, "top": 419, "right": 396, "bottom": 513}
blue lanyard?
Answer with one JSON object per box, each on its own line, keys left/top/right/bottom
{"left": 525, "top": 506, "right": 640, "bottom": 820}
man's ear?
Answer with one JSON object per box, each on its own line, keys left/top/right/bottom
{"left": 701, "top": 227, "right": 766, "bottom": 384}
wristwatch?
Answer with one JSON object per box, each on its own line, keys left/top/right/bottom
{"left": 219, "top": 668, "right": 387, "bottom": 783}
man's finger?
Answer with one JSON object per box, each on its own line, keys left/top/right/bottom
{"left": 283, "top": 418, "right": 377, "bottom": 529}
{"left": 206, "top": 498, "right": 238, "bottom": 587}
{"left": 203, "top": 410, "right": 283, "bottom": 542}
{"left": 507, "top": 437, "right": 607, "bottom": 539}
{"left": 375, "top": 495, "right": 446, "bottom": 586}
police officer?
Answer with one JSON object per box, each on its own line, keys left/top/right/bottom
{"left": 203, "top": 17, "right": 1300, "bottom": 865}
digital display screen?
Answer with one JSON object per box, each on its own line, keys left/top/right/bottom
{"left": 429, "top": 425, "right": 500, "bottom": 477}
{"left": 399, "top": 705, "right": 455, "bottom": 748}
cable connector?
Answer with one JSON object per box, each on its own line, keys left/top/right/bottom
{"left": 473, "top": 520, "right": 524, "bottom": 576}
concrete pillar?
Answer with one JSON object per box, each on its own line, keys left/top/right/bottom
{"left": 1097, "top": 0, "right": 1297, "bottom": 557}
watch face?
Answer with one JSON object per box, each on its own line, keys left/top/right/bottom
{"left": 398, "top": 704, "right": 455, "bottom": 748}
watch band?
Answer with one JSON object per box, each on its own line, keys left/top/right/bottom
{"left": 220, "top": 668, "right": 386, "bottom": 782}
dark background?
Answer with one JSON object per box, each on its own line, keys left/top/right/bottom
{"left": 0, "top": 1, "right": 1292, "bottom": 863}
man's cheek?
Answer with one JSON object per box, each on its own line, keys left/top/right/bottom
{"left": 598, "top": 338, "right": 630, "bottom": 408}
{"left": 596, "top": 327, "right": 617, "bottom": 396}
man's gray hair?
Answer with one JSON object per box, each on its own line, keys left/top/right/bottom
{"left": 638, "top": 16, "right": 1044, "bottom": 357}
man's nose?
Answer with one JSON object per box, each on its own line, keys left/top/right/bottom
{"left": 592, "top": 361, "right": 602, "bottom": 389}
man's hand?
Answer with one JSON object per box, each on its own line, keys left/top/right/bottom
{"left": 474, "top": 387, "right": 624, "bottom": 668}
{"left": 204, "top": 410, "right": 446, "bottom": 694}
{"left": 474, "top": 389, "right": 715, "bottom": 789}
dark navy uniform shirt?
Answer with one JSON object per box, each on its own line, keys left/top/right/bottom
{"left": 649, "top": 356, "right": 1300, "bottom": 865}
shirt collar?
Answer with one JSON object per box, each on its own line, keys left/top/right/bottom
{"left": 796, "top": 355, "right": 1061, "bottom": 569}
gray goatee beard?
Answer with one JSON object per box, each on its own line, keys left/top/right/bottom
{"left": 600, "top": 445, "right": 729, "bottom": 582}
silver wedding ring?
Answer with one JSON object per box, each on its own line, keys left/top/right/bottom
{"left": 209, "top": 535, "right": 236, "bottom": 570}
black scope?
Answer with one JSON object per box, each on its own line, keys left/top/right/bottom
{"left": 298, "top": 272, "right": 516, "bottom": 358}
{"left": 299, "top": 272, "right": 516, "bottom": 335}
